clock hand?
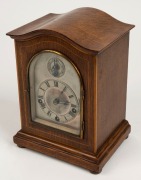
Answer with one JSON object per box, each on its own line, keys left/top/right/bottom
{"left": 58, "top": 101, "right": 70, "bottom": 105}
{"left": 61, "top": 86, "right": 66, "bottom": 94}
{"left": 58, "top": 86, "right": 67, "bottom": 99}
{"left": 54, "top": 59, "right": 56, "bottom": 66}
{"left": 52, "top": 59, "right": 56, "bottom": 71}
{"left": 54, "top": 86, "right": 70, "bottom": 105}
{"left": 52, "top": 59, "right": 60, "bottom": 76}
{"left": 53, "top": 98, "right": 70, "bottom": 105}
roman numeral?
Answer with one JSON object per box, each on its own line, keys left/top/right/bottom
{"left": 38, "top": 98, "right": 46, "bottom": 109}
{"left": 55, "top": 116, "right": 60, "bottom": 122}
{"left": 47, "top": 111, "right": 52, "bottom": 116}
{"left": 40, "top": 102, "right": 46, "bottom": 109}
{"left": 69, "top": 95, "right": 74, "bottom": 98}
{"left": 38, "top": 95, "right": 43, "bottom": 99}
{"left": 69, "top": 111, "right": 75, "bottom": 117}
{"left": 40, "top": 87, "right": 45, "bottom": 91}
{"left": 41, "top": 104, "right": 46, "bottom": 109}
{"left": 71, "top": 104, "right": 77, "bottom": 108}
{"left": 45, "top": 81, "right": 50, "bottom": 87}
{"left": 54, "top": 81, "right": 58, "bottom": 87}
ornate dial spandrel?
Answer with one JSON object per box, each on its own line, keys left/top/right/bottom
{"left": 29, "top": 50, "right": 83, "bottom": 136}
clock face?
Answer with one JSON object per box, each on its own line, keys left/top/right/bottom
{"left": 29, "top": 50, "right": 83, "bottom": 136}
{"left": 38, "top": 79, "right": 79, "bottom": 123}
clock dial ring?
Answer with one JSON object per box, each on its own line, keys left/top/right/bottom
{"left": 38, "top": 79, "right": 80, "bottom": 124}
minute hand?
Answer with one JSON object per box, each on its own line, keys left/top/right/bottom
{"left": 58, "top": 86, "right": 67, "bottom": 99}
{"left": 58, "top": 101, "right": 70, "bottom": 105}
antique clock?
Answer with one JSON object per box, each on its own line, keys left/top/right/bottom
{"left": 7, "top": 8, "right": 134, "bottom": 173}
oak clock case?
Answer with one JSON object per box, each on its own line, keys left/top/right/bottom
{"left": 29, "top": 50, "right": 83, "bottom": 136}
{"left": 7, "top": 7, "right": 134, "bottom": 174}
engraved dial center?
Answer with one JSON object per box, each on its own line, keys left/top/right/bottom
{"left": 38, "top": 79, "right": 79, "bottom": 123}
{"left": 45, "top": 87, "right": 71, "bottom": 116}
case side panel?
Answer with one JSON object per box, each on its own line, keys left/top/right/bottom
{"left": 96, "top": 33, "right": 130, "bottom": 149}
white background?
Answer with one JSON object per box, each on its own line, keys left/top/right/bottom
{"left": 0, "top": 0, "right": 141, "bottom": 179}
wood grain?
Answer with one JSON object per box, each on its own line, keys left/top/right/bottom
{"left": 6, "top": 7, "right": 134, "bottom": 53}
{"left": 14, "top": 35, "right": 95, "bottom": 153}
{"left": 6, "top": 7, "right": 134, "bottom": 173}
{"left": 96, "top": 33, "right": 130, "bottom": 149}
{"left": 14, "top": 120, "right": 130, "bottom": 174}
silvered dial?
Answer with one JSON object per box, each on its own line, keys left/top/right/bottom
{"left": 29, "top": 50, "right": 82, "bottom": 136}
{"left": 38, "top": 79, "right": 79, "bottom": 123}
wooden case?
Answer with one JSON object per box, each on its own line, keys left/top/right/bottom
{"left": 7, "top": 7, "right": 134, "bottom": 173}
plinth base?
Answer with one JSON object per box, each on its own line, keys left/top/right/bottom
{"left": 13, "top": 120, "right": 130, "bottom": 174}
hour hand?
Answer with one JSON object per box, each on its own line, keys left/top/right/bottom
{"left": 61, "top": 86, "right": 67, "bottom": 94}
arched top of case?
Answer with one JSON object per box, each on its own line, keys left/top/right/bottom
{"left": 7, "top": 7, "right": 135, "bottom": 54}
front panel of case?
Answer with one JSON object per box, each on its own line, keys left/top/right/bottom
{"left": 14, "top": 35, "right": 96, "bottom": 153}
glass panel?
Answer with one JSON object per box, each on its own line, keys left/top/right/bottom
{"left": 29, "top": 50, "right": 83, "bottom": 136}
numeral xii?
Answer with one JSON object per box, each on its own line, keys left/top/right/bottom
{"left": 54, "top": 81, "right": 58, "bottom": 87}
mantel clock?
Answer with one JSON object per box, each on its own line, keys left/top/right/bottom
{"left": 7, "top": 8, "right": 134, "bottom": 173}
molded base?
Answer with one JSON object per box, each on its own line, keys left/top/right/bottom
{"left": 17, "top": 145, "right": 25, "bottom": 148}
{"left": 13, "top": 120, "right": 130, "bottom": 174}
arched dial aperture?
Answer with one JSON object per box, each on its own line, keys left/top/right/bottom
{"left": 38, "top": 79, "right": 79, "bottom": 123}
{"left": 29, "top": 50, "right": 82, "bottom": 136}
